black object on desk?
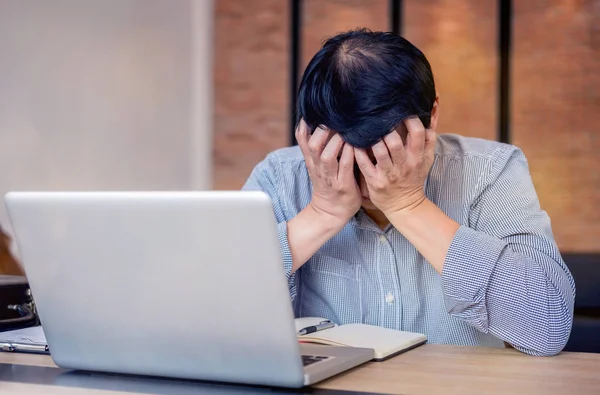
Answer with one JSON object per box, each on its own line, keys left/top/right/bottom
{"left": 0, "top": 275, "right": 38, "bottom": 332}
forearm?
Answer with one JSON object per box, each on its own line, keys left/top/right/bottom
{"left": 387, "top": 200, "right": 574, "bottom": 355}
{"left": 487, "top": 251, "right": 573, "bottom": 356}
{"left": 442, "top": 226, "right": 574, "bottom": 355}
{"left": 385, "top": 198, "right": 460, "bottom": 273}
{"left": 287, "top": 204, "right": 346, "bottom": 273}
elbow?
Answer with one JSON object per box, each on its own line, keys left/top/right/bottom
{"left": 527, "top": 271, "right": 575, "bottom": 356}
{"left": 511, "top": 290, "right": 574, "bottom": 357}
{"left": 515, "top": 310, "right": 574, "bottom": 357}
{"left": 524, "top": 337, "right": 568, "bottom": 357}
{"left": 546, "top": 313, "right": 574, "bottom": 356}
{"left": 542, "top": 343, "right": 567, "bottom": 357}
{"left": 517, "top": 338, "right": 567, "bottom": 357}
{"left": 512, "top": 327, "right": 570, "bottom": 356}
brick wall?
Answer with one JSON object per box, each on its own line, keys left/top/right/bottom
{"left": 213, "top": 0, "right": 600, "bottom": 252}
{"left": 403, "top": 0, "right": 497, "bottom": 141}
{"left": 302, "top": 0, "right": 388, "bottom": 68}
{"left": 512, "top": 0, "right": 600, "bottom": 252}
{"left": 213, "top": 0, "right": 290, "bottom": 190}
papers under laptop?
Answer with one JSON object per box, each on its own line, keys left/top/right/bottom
{"left": 0, "top": 325, "right": 48, "bottom": 353}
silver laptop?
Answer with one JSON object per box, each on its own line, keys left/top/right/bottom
{"left": 4, "top": 191, "right": 373, "bottom": 388}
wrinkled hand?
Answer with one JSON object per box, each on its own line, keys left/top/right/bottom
{"left": 354, "top": 117, "right": 437, "bottom": 215}
{"left": 296, "top": 120, "right": 362, "bottom": 225}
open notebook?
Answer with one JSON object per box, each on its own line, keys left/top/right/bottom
{"left": 0, "top": 321, "right": 426, "bottom": 361}
{"left": 295, "top": 317, "right": 426, "bottom": 361}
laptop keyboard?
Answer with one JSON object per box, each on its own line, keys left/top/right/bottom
{"left": 302, "top": 355, "right": 331, "bottom": 366}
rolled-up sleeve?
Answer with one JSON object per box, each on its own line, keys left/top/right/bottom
{"left": 242, "top": 153, "right": 298, "bottom": 300}
{"left": 441, "top": 148, "right": 576, "bottom": 356}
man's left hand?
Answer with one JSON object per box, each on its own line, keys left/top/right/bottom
{"left": 354, "top": 117, "right": 437, "bottom": 216}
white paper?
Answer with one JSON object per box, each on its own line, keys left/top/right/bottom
{"left": 0, "top": 325, "right": 47, "bottom": 345}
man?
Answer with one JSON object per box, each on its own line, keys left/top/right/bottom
{"left": 243, "top": 29, "right": 575, "bottom": 356}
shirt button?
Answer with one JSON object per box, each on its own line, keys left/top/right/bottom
{"left": 379, "top": 235, "right": 387, "bottom": 243}
{"left": 385, "top": 292, "right": 395, "bottom": 304}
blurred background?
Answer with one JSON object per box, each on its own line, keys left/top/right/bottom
{"left": 0, "top": 0, "right": 598, "bottom": 256}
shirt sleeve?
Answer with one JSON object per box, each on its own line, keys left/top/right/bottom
{"left": 441, "top": 147, "right": 576, "bottom": 356}
{"left": 241, "top": 153, "right": 298, "bottom": 300}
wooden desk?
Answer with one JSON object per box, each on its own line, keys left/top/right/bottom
{"left": 1, "top": 345, "right": 600, "bottom": 395}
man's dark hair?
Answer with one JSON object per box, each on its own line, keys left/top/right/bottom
{"left": 296, "top": 28, "right": 436, "bottom": 148}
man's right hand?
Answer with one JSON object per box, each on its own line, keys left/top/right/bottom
{"left": 296, "top": 120, "right": 362, "bottom": 227}
{"left": 286, "top": 121, "right": 362, "bottom": 273}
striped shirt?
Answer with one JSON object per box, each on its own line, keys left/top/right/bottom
{"left": 242, "top": 134, "right": 576, "bottom": 356}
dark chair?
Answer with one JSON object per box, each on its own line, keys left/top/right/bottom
{"left": 562, "top": 253, "right": 600, "bottom": 353}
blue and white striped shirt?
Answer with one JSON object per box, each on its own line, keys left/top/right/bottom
{"left": 242, "top": 134, "right": 575, "bottom": 356}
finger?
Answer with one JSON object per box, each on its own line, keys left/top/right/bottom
{"left": 307, "top": 127, "right": 332, "bottom": 164}
{"left": 371, "top": 140, "right": 393, "bottom": 171}
{"left": 320, "top": 133, "right": 344, "bottom": 174}
{"left": 354, "top": 148, "right": 376, "bottom": 179}
{"left": 383, "top": 130, "right": 406, "bottom": 164}
{"left": 338, "top": 143, "right": 355, "bottom": 182}
{"left": 296, "top": 120, "right": 312, "bottom": 163}
{"left": 425, "top": 128, "right": 437, "bottom": 158}
{"left": 404, "top": 117, "right": 426, "bottom": 157}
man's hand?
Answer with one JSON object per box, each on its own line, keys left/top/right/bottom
{"left": 354, "top": 117, "right": 436, "bottom": 216}
{"left": 285, "top": 121, "right": 362, "bottom": 272}
{"left": 296, "top": 120, "right": 362, "bottom": 226}
{"left": 355, "top": 117, "right": 455, "bottom": 274}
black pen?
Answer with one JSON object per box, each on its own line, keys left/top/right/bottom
{"left": 298, "top": 320, "right": 335, "bottom": 335}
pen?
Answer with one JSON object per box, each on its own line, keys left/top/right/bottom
{"left": 298, "top": 320, "right": 335, "bottom": 335}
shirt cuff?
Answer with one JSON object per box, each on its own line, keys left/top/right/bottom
{"left": 441, "top": 225, "right": 507, "bottom": 326}
{"left": 276, "top": 221, "right": 297, "bottom": 300}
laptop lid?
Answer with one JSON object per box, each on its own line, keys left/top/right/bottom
{"left": 5, "top": 191, "right": 305, "bottom": 387}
